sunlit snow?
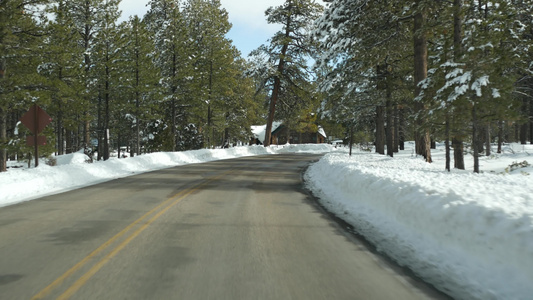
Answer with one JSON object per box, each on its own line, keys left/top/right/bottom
{"left": 305, "top": 142, "right": 533, "bottom": 300}
{"left": 1, "top": 142, "right": 532, "bottom": 299}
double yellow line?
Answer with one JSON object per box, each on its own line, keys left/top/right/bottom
{"left": 32, "top": 171, "right": 231, "bottom": 300}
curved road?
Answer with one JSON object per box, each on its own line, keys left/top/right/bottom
{"left": 0, "top": 154, "right": 447, "bottom": 299}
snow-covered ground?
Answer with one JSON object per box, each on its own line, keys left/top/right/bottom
{"left": 1, "top": 142, "right": 532, "bottom": 299}
{"left": 0, "top": 144, "right": 332, "bottom": 207}
{"left": 305, "top": 142, "right": 533, "bottom": 300}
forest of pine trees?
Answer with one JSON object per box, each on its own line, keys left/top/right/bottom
{"left": 315, "top": 0, "right": 533, "bottom": 173}
{"left": 0, "top": 0, "right": 266, "bottom": 172}
{"left": 1, "top": 0, "right": 532, "bottom": 173}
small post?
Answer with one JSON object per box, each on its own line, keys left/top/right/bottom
{"left": 34, "top": 104, "right": 39, "bottom": 167}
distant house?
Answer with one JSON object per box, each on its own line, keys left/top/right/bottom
{"left": 250, "top": 122, "right": 327, "bottom": 145}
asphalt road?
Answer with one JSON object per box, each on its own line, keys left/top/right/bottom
{"left": 0, "top": 154, "right": 448, "bottom": 300}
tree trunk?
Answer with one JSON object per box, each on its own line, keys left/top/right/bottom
{"left": 84, "top": 118, "right": 90, "bottom": 150}
{"left": 414, "top": 0, "right": 431, "bottom": 162}
{"left": 66, "top": 129, "right": 73, "bottom": 154}
{"left": 286, "top": 124, "right": 290, "bottom": 144}
{"left": 349, "top": 126, "right": 354, "bottom": 156}
{"left": 399, "top": 105, "right": 405, "bottom": 150}
{"left": 96, "top": 92, "right": 102, "bottom": 161}
{"left": 497, "top": 120, "right": 503, "bottom": 153}
{"left": 171, "top": 52, "right": 177, "bottom": 152}
{"left": 265, "top": 9, "right": 291, "bottom": 147}
{"left": 520, "top": 122, "right": 527, "bottom": 144}
{"left": 386, "top": 86, "right": 394, "bottom": 157}
{"left": 485, "top": 123, "right": 491, "bottom": 156}
{"left": 0, "top": 58, "right": 6, "bottom": 172}
{"left": 530, "top": 96, "right": 533, "bottom": 144}
{"left": 135, "top": 53, "right": 141, "bottom": 157}
{"left": 514, "top": 123, "right": 519, "bottom": 142}
{"left": 376, "top": 106, "right": 385, "bottom": 155}
{"left": 56, "top": 106, "right": 63, "bottom": 155}
{"left": 520, "top": 98, "right": 528, "bottom": 144}
{"left": 445, "top": 114, "right": 451, "bottom": 172}
{"left": 472, "top": 105, "right": 479, "bottom": 173}
{"left": 0, "top": 106, "right": 6, "bottom": 172}
{"left": 103, "top": 64, "right": 110, "bottom": 161}
{"left": 453, "top": 0, "right": 463, "bottom": 60}
{"left": 205, "top": 59, "right": 214, "bottom": 148}
{"left": 476, "top": 123, "right": 485, "bottom": 154}
{"left": 453, "top": 137, "right": 465, "bottom": 169}
{"left": 452, "top": 0, "right": 465, "bottom": 169}
{"left": 393, "top": 104, "right": 399, "bottom": 153}
{"left": 56, "top": 67, "right": 64, "bottom": 155}
{"left": 117, "top": 132, "right": 121, "bottom": 158}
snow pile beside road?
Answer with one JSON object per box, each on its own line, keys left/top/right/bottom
{"left": 0, "top": 145, "right": 277, "bottom": 207}
{"left": 305, "top": 148, "right": 533, "bottom": 300}
{"left": 274, "top": 143, "right": 334, "bottom": 153}
{"left": 0, "top": 144, "right": 332, "bottom": 207}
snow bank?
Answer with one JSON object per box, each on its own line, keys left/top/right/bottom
{"left": 0, "top": 146, "right": 273, "bottom": 207}
{"left": 6, "top": 140, "right": 530, "bottom": 299}
{"left": 0, "top": 144, "right": 332, "bottom": 207}
{"left": 272, "top": 143, "right": 334, "bottom": 153}
{"left": 305, "top": 148, "right": 533, "bottom": 300}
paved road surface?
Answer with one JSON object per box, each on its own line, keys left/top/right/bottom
{"left": 0, "top": 154, "right": 448, "bottom": 299}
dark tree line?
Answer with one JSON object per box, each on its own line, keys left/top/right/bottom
{"left": 0, "top": 0, "right": 263, "bottom": 172}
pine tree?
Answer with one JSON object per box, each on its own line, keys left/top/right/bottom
{"left": 0, "top": 0, "right": 49, "bottom": 172}
{"left": 145, "top": 0, "right": 194, "bottom": 151}
{"left": 183, "top": 0, "right": 236, "bottom": 148}
{"left": 315, "top": 0, "right": 414, "bottom": 158}
{"left": 253, "top": 0, "right": 322, "bottom": 146}
{"left": 116, "top": 15, "right": 160, "bottom": 156}
{"left": 64, "top": 0, "right": 114, "bottom": 151}
{"left": 91, "top": 0, "right": 120, "bottom": 160}
{"left": 43, "top": 0, "right": 83, "bottom": 155}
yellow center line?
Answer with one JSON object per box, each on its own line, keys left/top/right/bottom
{"left": 57, "top": 184, "right": 203, "bottom": 300}
{"left": 31, "top": 171, "right": 232, "bottom": 300}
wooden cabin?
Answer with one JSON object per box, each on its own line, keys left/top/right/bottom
{"left": 251, "top": 122, "right": 327, "bottom": 145}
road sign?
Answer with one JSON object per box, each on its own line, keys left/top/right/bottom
{"left": 19, "top": 104, "right": 52, "bottom": 167}
{"left": 20, "top": 105, "right": 52, "bottom": 135}
{"left": 26, "top": 136, "right": 47, "bottom": 146}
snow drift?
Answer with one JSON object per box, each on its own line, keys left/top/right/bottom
{"left": 305, "top": 146, "right": 533, "bottom": 300}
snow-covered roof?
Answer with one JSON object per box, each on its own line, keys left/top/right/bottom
{"left": 252, "top": 122, "right": 327, "bottom": 142}
{"left": 318, "top": 126, "right": 327, "bottom": 138}
{"left": 251, "top": 122, "right": 282, "bottom": 143}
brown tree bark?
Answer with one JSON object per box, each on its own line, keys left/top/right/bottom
{"left": 445, "top": 114, "right": 451, "bottom": 172}
{"left": 497, "top": 120, "right": 503, "bottom": 153}
{"left": 530, "top": 93, "right": 533, "bottom": 144}
{"left": 485, "top": 123, "right": 491, "bottom": 156}
{"left": 520, "top": 98, "right": 528, "bottom": 144}
{"left": 264, "top": 1, "right": 292, "bottom": 147}
{"left": 413, "top": 0, "right": 431, "bottom": 162}
{"left": 472, "top": 105, "right": 479, "bottom": 173}
{"left": 393, "top": 104, "right": 399, "bottom": 153}
{"left": 452, "top": 0, "right": 465, "bottom": 169}
{"left": 0, "top": 58, "right": 6, "bottom": 172}
{"left": 386, "top": 92, "right": 394, "bottom": 157}
{"left": 376, "top": 106, "right": 385, "bottom": 155}
{"left": 0, "top": 106, "right": 6, "bottom": 172}
{"left": 265, "top": 45, "right": 289, "bottom": 146}
{"left": 103, "top": 59, "right": 110, "bottom": 161}
{"left": 399, "top": 105, "right": 405, "bottom": 150}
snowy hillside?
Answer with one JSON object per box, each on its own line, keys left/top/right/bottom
{"left": 305, "top": 142, "right": 533, "bottom": 300}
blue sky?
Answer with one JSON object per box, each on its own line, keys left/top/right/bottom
{"left": 118, "top": 0, "right": 324, "bottom": 57}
